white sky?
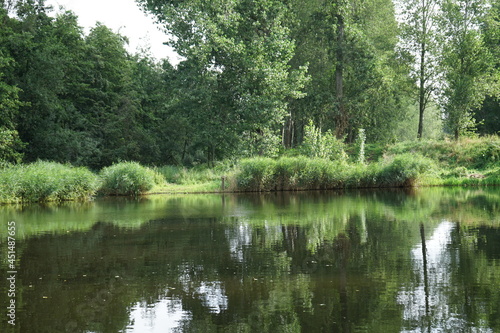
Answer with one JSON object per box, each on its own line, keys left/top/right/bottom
{"left": 45, "top": 0, "right": 180, "bottom": 63}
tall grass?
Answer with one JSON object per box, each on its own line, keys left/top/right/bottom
{"left": 99, "top": 162, "right": 165, "bottom": 196}
{"left": 234, "top": 154, "right": 437, "bottom": 192}
{"left": 157, "top": 165, "right": 224, "bottom": 185}
{"left": 0, "top": 161, "right": 99, "bottom": 203}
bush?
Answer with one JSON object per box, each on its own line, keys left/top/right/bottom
{"left": 377, "top": 153, "right": 437, "bottom": 187}
{"left": 236, "top": 157, "right": 348, "bottom": 191}
{"left": 300, "top": 121, "right": 348, "bottom": 163}
{"left": 0, "top": 161, "right": 99, "bottom": 203}
{"left": 100, "top": 162, "right": 165, "bottom": 196}
{"left": 236, "top": 157, "right": 276, "bottom": 191}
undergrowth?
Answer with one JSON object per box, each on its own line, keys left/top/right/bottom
{"left": 1, "top": 137, "right": 499, "bottom": 203}
{"left": 0, "top": 161, "right": 99, "bottom": 203}
{"left": 234, "top": 153, "right": 437, "bottom": 191}
{"left": 99, "top": 162, "right": 165, "bottom": 196}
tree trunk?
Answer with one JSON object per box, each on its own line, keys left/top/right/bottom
{"left": 282, "top": 113, "right": 294, "bottom": 149}
{"left": 335, "top": 14, "right": 347, "bottom": 139}
{"left": 417, "top": 42, "right": 426, "bottom": 140}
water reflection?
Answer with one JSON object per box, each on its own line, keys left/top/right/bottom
{"left": 0, "top": 188, "right": 499, "bottom": 332}
{"left": 127, "top": 299, "right": 189, "bottom": 332}
{"left": 399, "top": 221, "right": 495, "bottom": 332}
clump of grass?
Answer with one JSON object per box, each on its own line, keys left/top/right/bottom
{"left": 376, "top": 153, "right": 438, "bottom": 187}
{"left": 237, "top": 157, "right": 276, "bottom": 191}
{"left": 100, "top": 162, "right": 165, "bottom": 196}
{"left": 234, "top": 154, "right": 437, "bottom": 192}
{"left": 157, "top": 163, "right": 231, "bottom": 186}
{"left": 0, "top": 161, "right": 99, "bottom": 203}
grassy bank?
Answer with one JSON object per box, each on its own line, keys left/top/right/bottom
{"left": 153, "top": 137, "right": 500, "bottom": 193}
{"left": 234, "top": 154, "right": 438, "bottom": 191}
{"left": 1, "top": 137, "right": 499, "bottom": 203}
{"left": 0, "top": 161, "right": 100, "bottom": 203}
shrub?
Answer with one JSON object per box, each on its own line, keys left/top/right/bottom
{"left": 0, "top": 161, "right": 99, "bottom": 203}
{"left": 100, "top": 162, "right": 165, "bottom": 196}
{"left": 234, "top": 154, "right": 438, "bottom": 192}
{"left": 300, "top": 121, "right": 348, "bottom": 163}
{"left": 274, "top": 156, "right": 308, "bottom": 190}
{"left": 236, "top": 157, "right": 348, "bottom": 191}
{"left": 377, "top": 153, "right": 437, "bottom": 187}
{"left": 236, "top": 157, "right": 276, "bottom": 191}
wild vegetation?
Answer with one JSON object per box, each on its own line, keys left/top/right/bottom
{"left": 0, "top": 0, "right": 499, "bottom": 202}
{"left": 1, "top": 135, "right": 500, "bottom": 203}
{"left": 0, "top": 161, "right": 99, "bottom": 203}
{"left": 99, "top": 162, "right": 165, "bottom": 196}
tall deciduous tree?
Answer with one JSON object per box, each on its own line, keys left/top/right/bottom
{"left": 472, "top": 0, "right": 500, "bottom": 135}
{"left": 438, "top": 0, "right": 494, "bottom": 139}
{"left": 0, "top": 5, "right": 25, "bottom": 162}
{"left": 398, "top": 0, "right": 441, "bottom": 139}
{"left": 289, "top": 0, "right": 409, "bottom": 143}
{"left": 137, "top": 0, "right": 308, "bottom": 160}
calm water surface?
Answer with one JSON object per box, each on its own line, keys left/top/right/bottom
{"left": 1, "top": 188, "right": 500, "bottom": 332}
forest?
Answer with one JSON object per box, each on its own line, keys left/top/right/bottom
{"left": 0, "top": 0, "right": 499, "bottom": 166}
{"left": 1, "top": 0, "right": 500, "bottom": 202}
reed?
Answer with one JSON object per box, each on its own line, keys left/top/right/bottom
{"left": 234, "top": 154, "right": 437, "bottom": 192}
{"left": 0, "top": 161, "right": 99, "bottom": 203}
{"left": 99, "top": 162, "right": 165, "bottom": 196}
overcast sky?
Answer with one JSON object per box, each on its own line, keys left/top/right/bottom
{"left": 45, "top": 0, "right": 180, "bottom": 63}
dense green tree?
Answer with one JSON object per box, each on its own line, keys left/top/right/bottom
{"left": 6, "top": 4, "right": 97, "bottom": 164}
{"left": 288, "top": 0, "right": 411, "bottom": 144}
{"left": 474, "top": 0, "right": 500, "bottom": 135}
{"left": 137, "top": 0, "right": 309, "bottom": 161}
{"left": 438, "top": 0, "right": 495, "bottom": 139}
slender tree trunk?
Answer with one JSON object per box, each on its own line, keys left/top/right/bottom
{"left": 418, "top": 41, "right": 426, "bottom": 139}
{"left": 335, "top": 14, "right": 347, "bottom": 139}
{"left": 282, "top": 113, "right": 294, "bottom": 149}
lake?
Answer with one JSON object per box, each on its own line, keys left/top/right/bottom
{"left": 1, "top": 188, "right": 499, "bottom": 332}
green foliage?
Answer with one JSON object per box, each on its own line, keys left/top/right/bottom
{"left": 0, "top": 161, "right": 99, "bottom": 203}
{"left": 1, "top": 0, "right": 499, "bottom": 174}
{"left": 0, "top": 127, "right": 24, "bottom": 163}
{"left": 300, "top": 121, "right": 348, "bottom": 162}
{"left": 376, "top": 153, "right": 438, "bottom": 187}
{"left": 236, "top": 157, "right": 277, "bottom": 192}
{"left": 355, "top": 128, "right": 366, "bottom": 164}
{"left": 138, "top": 0, "right": 308, "bottom": 162}
{"left": 438, "top": 0, "right": 494, "bottom": 140}
{"left": 99, "top": 162, "right": 165, "bottom": 196}
{"left": 235, "top": 154, "right": 437, "bottom": 192}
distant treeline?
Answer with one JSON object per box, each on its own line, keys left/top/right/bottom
{"left": 1, "top": 0, "right": 500, "bottom": 168}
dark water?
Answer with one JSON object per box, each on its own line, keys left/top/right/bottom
{"left": 1, "top": 188, "right": 500, "bottom": 332}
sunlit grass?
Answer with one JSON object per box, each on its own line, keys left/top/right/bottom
{"left": 99, "top": 161, "right": 166, "bottom": 196}
{"left": 234, "top": 153, "right": 438, "bottom": 191}
{"left": 0, "top": 161, "right": 99, "bottom": 203}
